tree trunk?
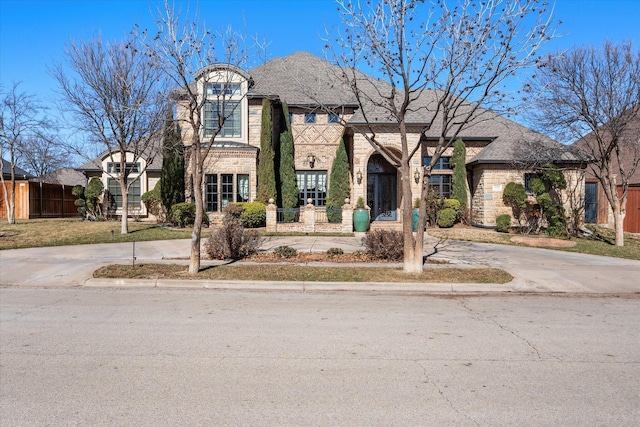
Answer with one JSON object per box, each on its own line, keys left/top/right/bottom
{"left": 8, "top": 177, "right": 17, "bottom": 224}
{"left": 400, "top": 162, "right": 422, "bottom": 273}
{"left": 613, "top": 210, "right": 625, "bottom": 247}
{"left": 188, "top": 146, "right": 202, "bottom": 274}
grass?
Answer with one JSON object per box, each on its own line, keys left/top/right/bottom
{"left": 94, "top": 263, "right": 514, "bottom": 284}
{"left": 0, "top": 218, "right": 195, "bottom": 250}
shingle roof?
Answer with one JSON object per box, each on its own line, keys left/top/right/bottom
{"left": 40, "top": 168, "right": 86, "bottom": 186}
{"left": 1, "top": 158, "right": 33, "bottom": 180}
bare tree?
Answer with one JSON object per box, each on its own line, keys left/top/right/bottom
{"left": 1, "top": 82, "right": 53, "bottom": 223}
{"left": 139, "top": 1, "right": 257, "bottom": 274}
{"left": 326, "top": 0, "right": 553, "bottom": 272}
{"left": 529, "top": 40, "right": 640, "bottom": 246}
{"left": 18, "top": 133, "right": 68, "bottom": 179}
{"left": 53, "top": 35, "right": 167, "bottom": 234}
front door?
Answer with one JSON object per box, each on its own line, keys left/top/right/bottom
{"left": 585, "top": 182, "right": 597, "bottom": 224}
{"left": 366, "top": 154, "right": 397, "bottom": 221}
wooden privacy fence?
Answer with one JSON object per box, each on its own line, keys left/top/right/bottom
{"left": 0, "top": 181, "right": 80, "bottom": 219}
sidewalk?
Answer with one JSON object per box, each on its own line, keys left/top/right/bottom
{"left": 2, "top": 235, "right": 640, "bottom": 294}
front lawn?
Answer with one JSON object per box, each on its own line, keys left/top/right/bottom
{"left": 94, "top": 263, "right": 514, "bottom": 284}
{"left": 0, "top": 218, "right": 194, "bottom": 250}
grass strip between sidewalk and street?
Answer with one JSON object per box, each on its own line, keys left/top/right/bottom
{"left": 94, "top": 263, "right": 513, "bottom": 284}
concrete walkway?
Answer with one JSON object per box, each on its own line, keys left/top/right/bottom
{"left": 1, "top": 235, "right": 639, "bottom": 294}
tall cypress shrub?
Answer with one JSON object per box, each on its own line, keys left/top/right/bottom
{"left": 257, "top": 99, "right": 276, "bottom": 203}
{"left": 326, "top": 138, "right": 350, "bottom": 223}
{"left": 160, "top": 116, "right": 185, "bottom": 219}
{"left": 451, "top": 138, "right": 468, "bottom": 219}
{"left": 279, "top": 103, "right": 298, "bottom": 221}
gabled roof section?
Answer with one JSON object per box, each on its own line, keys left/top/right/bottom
{"left": 467, "top": 113, "right": 587, "bottom": 164}
{"left": 76, "top": 134, "right": 163, "bottom": 172}
{"left": 1, "top": 158, "right": 34, "bottom": 180}
{"left": 248, "top": 52, "right": 357, "bottom": 107}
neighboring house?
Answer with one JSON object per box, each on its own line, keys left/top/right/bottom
{"left": 573, "top": 115, "right": 640, "bottom": 233}
{"left": 177, "top": 52, "right": 587, "bottom": 228}
{"left": 76, "top": 145, "right": 162, "bottom": 218}
{"left": 39, "top": 168, "right": 86, "bottom": 187}
{"left": 1, "top": 159, "right": 79, "bottom": 219}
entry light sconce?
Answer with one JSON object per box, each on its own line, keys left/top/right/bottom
{"left": 414, "top": 168, "right": 421, "bottom": 184}
{"left": 356, "top": 169, "right": 363, "bottom": 184}
{"left": 307, "top": 152, "right": 316, "bottom": 168}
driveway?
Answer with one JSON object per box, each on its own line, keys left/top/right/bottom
{"left": 1, "top": 236, "right": 639, "bottom": 293}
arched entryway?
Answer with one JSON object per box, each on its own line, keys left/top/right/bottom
{"left": 366, "top": 154, "right": 398, "bottom": 221}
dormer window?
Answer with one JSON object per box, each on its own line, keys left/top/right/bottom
{"left": 206, "top": 82, "right": 241, "bottom": 96}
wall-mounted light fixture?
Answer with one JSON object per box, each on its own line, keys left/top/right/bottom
{"left": 307, "top": 152, "right": 316, "bottom": 168}
{"left": 356, "top": 169, "right": 363, "bottom": 184}
{"left": 414, "top": 168, "right": 421, "bottom": 184}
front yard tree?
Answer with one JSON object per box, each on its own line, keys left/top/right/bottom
{"left": 451, "top": 139, "right": 468, "bottom": 220}
{"left": 279, "top": 103, "right": 298, "bottom": 220}
{"left": 331, "top": 0, "right": 553, "bottom": 272}
{"left": 140, "top": 1, "right": 255, "bottom": 274}
{"left": 53, "top": 35, "right": 166, "bottom": 234}
{"left": 0, "top": 82, "right": 53, "bottom": 224}
{"left": 160, "top": 114, "right": 185, "bottom": 219}
{"left": 257, "top": 98, "right": 276, "bottom": 203}
{"left": 529, "top": 40, "right": 640, "bottom": 246}
{"left": 326, "top": 138, "right": 350, "bottom": 222}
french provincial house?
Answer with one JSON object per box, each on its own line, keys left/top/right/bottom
{"left": 178, "top": 51, "right": 587, "bottom": 229}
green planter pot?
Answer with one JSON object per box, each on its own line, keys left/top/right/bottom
{"left": 412, "top": 209, "right": 419, "bottom": 232}
{"left": 353, "top": 209, "right": 370, "bottom": 232}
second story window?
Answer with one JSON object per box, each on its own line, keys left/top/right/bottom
{"left": 328, "top": 113, "right": 339, "bottom": 123}
{"left": 107, "top": 162, "right": 140, "bottom": 174}
{"left": 423, "top": 156, "right": 452, "bottom": 170}
{"left": 206, "top": 82, "right": 241, "bottom": 96}
{"left": 304, "top": 113, "right": 316, "bottom": 123}
{"left": 204, "top": 100, "right": 241, "bottom": 138}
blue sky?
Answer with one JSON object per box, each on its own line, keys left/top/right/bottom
{"left": 1, "top": 0, "right": 638, "bottom": 142}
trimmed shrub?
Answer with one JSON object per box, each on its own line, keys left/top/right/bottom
{"left": 362, "top": 229, "right": 403, "bottom": 261}
{"left": 274, "top": 245, "right": 297, "bottom": 258}
{"left": 170, "top": 202, "right": 209, "bottom": 228}
{"left": 171, "top": 203, "right": 195, "bottom": 227}
{"left": 443, "top": 198, "right": 461, "bottom": 212}
{"left": 236, "top": 201, "right": 266, "bottom": 228}
{"left": 327, "top": 138, "right": 350, "bottom": 223}
{"left": 496, "top": 214, "right": 512, "bottom": 233}
{"left": 141, "top": 182, "right": 164, "bottom": 220}
{"left": 326, "top": 247, "right": 344, "bottom": 258}
{"left": 205, "top": 223, "right": 262, "bottom": 260}
{"left": 437, "top": 208, "right": 457, "bottom": 228}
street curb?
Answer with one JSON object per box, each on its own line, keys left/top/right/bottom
{"left": 83, "top": 278, "right": 513, "bottom": 293}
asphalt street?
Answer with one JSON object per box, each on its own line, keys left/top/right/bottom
{"left": 1, "top": 288, "right": 639, "bottom": 426}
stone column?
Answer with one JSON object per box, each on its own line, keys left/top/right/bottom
{"left": 341, "top": 198, "right": 353, "bottom": 233}
{"left": 266, "top": 199, "right": 277, "bottom": 233}
{"left": 304, "top": 198, "right": 315, "bottom": 233}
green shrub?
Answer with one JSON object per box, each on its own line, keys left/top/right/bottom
{"left": 170, "top": 203, "right": 209, "bottom": 228}
{"left": 274, "top": 245, "right": 297, "bottom": 258}
{"left": 362, "top": 229, "right": 403, "bottom": 261}
{"left": 205, "top": 223, "right": 262, "bottom": 260}
{"left": 437, "top": 208, "right": 457, "bottom": 228}
{"left": 171, "top": 203, "right": 195, "bottom": 227}
{"left": 443, "top": 198, "right": 461, "bottom": 212}
{"left": 141, "top": 182, "right": 164, "bottom": 220}
{"left": 326, "top": 247, "right": 344, "bottom": 258}
{"left": 496, "top": 214, "right": 512, "bottom": 233}
{"left": 236, "top": 201, "right": 266, "bottom": 228}
{"left": 355, "top": 197, "right": 365, "bottom": 209}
